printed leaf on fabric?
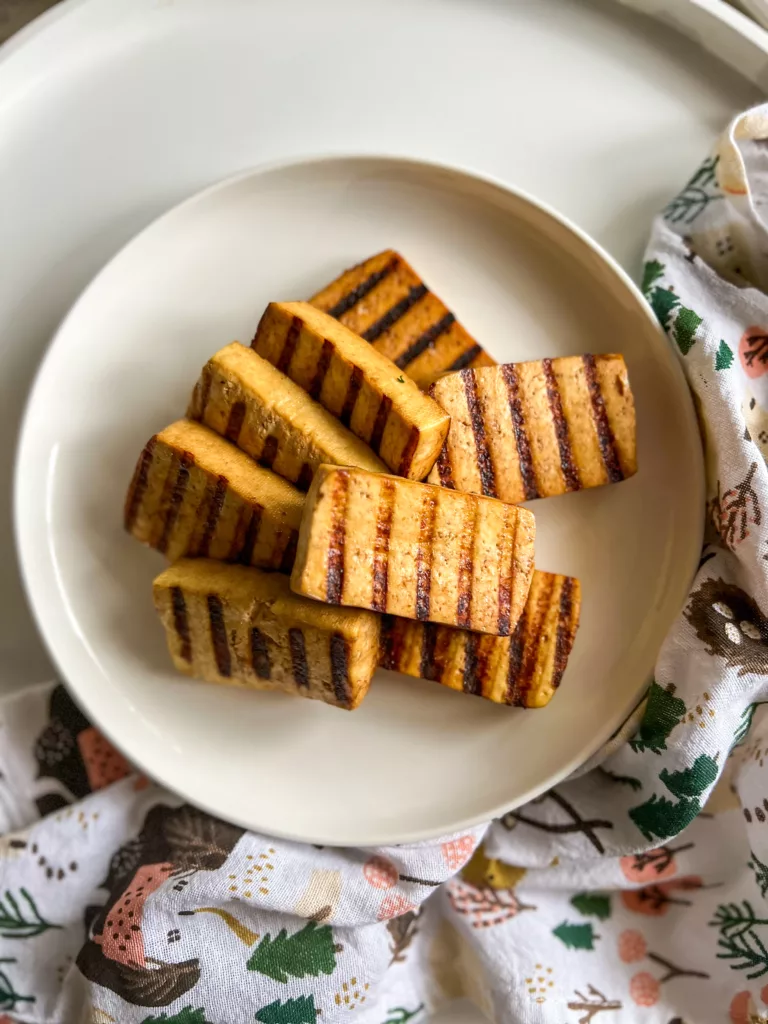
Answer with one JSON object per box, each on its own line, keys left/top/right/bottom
{"left": 0, "top": 889, "right": 60, "bottom": 939}
{"left": 0, "top": 958, "right": 35, "bottom": 1013}
{"left": 246, "top": 922, "right": 341, "bottom": 982}
{"left": 629, "top": 755, "right": 717, "bottom": 840}
{"left": 255, "top": 996, "right": 318, "bottom": 1024}
{"left": 663, "top": 155, "right": 722, "bottom": 224}
{"left": 711, "top": 901, "right": 768, "bottom": 979}
{"left": 570, "top": 893, "right": 611, "bottom": 921}
{"left": 629, "top": 682, "right": 686, "bottom": 754}
{"left": 553, "top": 921, "right": 599, "bottom": 950}
{"left": 672, "top": 307, "right": 703, "bottom": 356}
{"left": 142, "top": 1010, "right": 210, "bottom": 1024}
{"left": 641, "top": 259, "right": 665, "bottom": 297}
{"left": 716, "top": 340, "right": 734, "bottom": 371}
{"left": 381, "top": 1007, "right": 425, "bottom": 1024}
{"left": 750, "top": 849, "right": 768, "bottom": 898}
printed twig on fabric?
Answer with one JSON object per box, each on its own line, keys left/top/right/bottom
{"left": 500, "top": 791, "right": 614, "bottom": 854}
{"left": 566, "top": 985, "right": 621, "bottom": 1023}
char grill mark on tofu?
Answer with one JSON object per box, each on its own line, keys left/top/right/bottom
{"left": 157, "top": 452, "right": 195, "bottom": 554}
{"left": 330, "top": 634, "right": 350, "bottom": 706}
{"left": 371, "top": 478, "right": 396, "bottom": 612}
{"left": 362, "top": 283, "right": 429, "bottom": 342}
{"left": 124, "top": 420, "right": 305, "bottom": 570}
{"left": 197, "top": 475, "right": 228, "bottom": 558}
{"left": 395, "top": 312, "right": 456, "bottom": 370}
{"left": 462, "top": 367, "right": 496, "bottom": 497}
{"left": 292, "top": 466, "right": 534, "bottom": 635}
{"left": 171, "top": 586, "right": 192, "bottom": 663}
{"left": 378, "top": 572, "right": 581, "bottom": 708}
{"left": 326, "top": 469, "right": 350, "bottom": 605}
{"left": 251, "top": 302, "right": 449, "bottom": 480}
{"left": 325, "top": 257, "right": 400, "bottom": 319}
{"left": 124, "top": 436, "right": 157, "bottom": 531}
{"left": 500, "top": 364, "right": 538, "bottom": 501}
{"left": 414, "top": 492, "right": 438, "bottom": 620}
{"left": 309, "top": 250, "right": 494, "bottom": 389}
{"left": 207, "top": 594, "right": 231, "bottom": 678}
{"left": 582, "top": 354, "right": 624, "bottom": 483}
{"left": 250, "top": 627, "right": 271, "bottom": 679}
{"left": 429, "top": 356, "right": 636, "bottom": 502}
{"left": 154, "top": 560, "right": 380, "bottom": 709}
{"left": 225, "top": 401, "right": 246, "bottom": 444}
{"left": 541, "top": 358, "right": 580, "bottom": 492}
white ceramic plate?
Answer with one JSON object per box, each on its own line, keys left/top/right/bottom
{"left": 0, "top": 0, "right": 762, "bottom": 698}
{"left": 15, "top": 155, "right": 704, "bottom": 844}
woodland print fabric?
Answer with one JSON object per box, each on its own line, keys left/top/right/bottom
{"left": 6, "top": 104, "right": 768, "bottom": 1023}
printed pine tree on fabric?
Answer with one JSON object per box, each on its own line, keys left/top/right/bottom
{"left": 672, "top": 306, "right": 703, "bottom": 355}
{"left": 255, "top": 996, "right": 318, "bottom": 1024}
{"left": 570, "top": 893, "right": 611, "bottom": 920}
{"left": 715, "top": 339, "right": 734, "bottom": 371}
{"left": 552, "top": 921, "right": 599, "bottom": 950}
{"left": 247, "top": 921, "right": 341, "bottom": 982}
{"left": 630, "top": 681, "right": 686, "bottom": 754}
{"left": 630, "top": 754, "right": 718, "bottom": 842}
{"left": 142, "top": 1010, "right": 210, "bottom": 1024}
{"left": 642, "top": 259, "right": 665, "bottom": 297}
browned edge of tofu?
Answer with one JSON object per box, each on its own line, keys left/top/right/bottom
{"left": 125, "top": 419, "right": 305, "bottom": 570}
{"left": 291, "top": 464, "right": 535, "bottom": 636}
{"left": 186, "top": 341, "right": 387, "bottom": 487}
{"left": 427, "top": 355, "right": 637, "bottom": 503}
{"left": 252, "top": 301, "right": 450, "bottom": 480}
{"left": 309, "top": 249, "right": 495, "bottom": 389}
{"left": 153, "top": 558, "right": 380, "bottom": 710}
{"left": 379, "top": 571, "right": 581, "bottom": 708}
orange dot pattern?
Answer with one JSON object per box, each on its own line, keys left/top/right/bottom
{"left": 227, "top": 847, "right": 276, "bottom": 899}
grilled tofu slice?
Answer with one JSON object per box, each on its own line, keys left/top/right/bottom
{"left": 428, "top": 356, "right": 636, "bottom": 502}
{"left": 124, "top": 419, "right": 304, "bottom": 570}
{"left": 310, "top": 250, "right": 494, "bottom": 389}
{"left": 187, "top": 342, "right": 386, "bottom": 488}
{"left": 252, "top": 301, "right": 450, "bottom": 480}
{"left": 380, "top": 571, "right": 580, "bottom": 708}
{"left": 153, "top": 558, "right": 380, "bottom": 709}
{"left": 291, "top": 465, "right": 535, "bottom": 635}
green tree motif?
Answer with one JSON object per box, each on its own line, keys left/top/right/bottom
{"left": 750, "top": 849, "right": 768, "bottom": 899}
{"left": 256, "top": 996, "right": 318, "bottom": 1024}
{"left": 552, "top": 921, "right": 598, "bottom": 950}
{"left": 672, "top": 307, "right": 702, "bottom": 355}
{"left": 0, "top": 888, "right": 61, "bottom": 940}
{"left": 649, "top": 287, "right": 680, "bottom": 331}
{"left": 247, "top": 921, "right": 340, "bottom": 983}
{"left": 711, "top": 901, "right": 768, "bottom": 978}
{"left": 142, "top": 1011, "right": 209, "bottom": 1024}
{"left": 630, "top": 681, "right": 686, "bottom": 754}
{"left": 734, "top": 704, "right": 759, "bottom": 748}
{"left": 0, "top": 958, "right": 35, "bottom": 1012}
{"left": 382, "top": 1007, "right": 425, "bottom": 1024}
{"left": 715, "top": 340, "right": 734, "bottom": 371}
{"left": 570, "top": 893, "right": 611, "bottom": 920}
{"left": 641, "top": 259, "right": 665, "bottom": 297}
{"left": 629, "top": 755, "right": 718, "bottom": 841}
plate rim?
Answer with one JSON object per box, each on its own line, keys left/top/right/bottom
{"left": 13, "top": 152, "right": 705, "bottom": 845}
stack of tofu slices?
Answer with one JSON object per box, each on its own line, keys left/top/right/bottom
{"left": 127, "top": 251, "right": 637, "bottom": 712}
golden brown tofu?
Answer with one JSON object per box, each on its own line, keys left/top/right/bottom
{"left": 291, "top": 465, "right": 535, "bottom": 636}
{"left": 153, "top": 558, "right": 380, "bottom": 709}
{"left": 428, "top": 356, "right": 637, "bottom": 502}
{"left": 379, "top": 571, "right": 580, "bottom": 708}
{"left": 124, "top": 419, "right": 304, "bottom": 570}
{"left": 187, "top": 342, "right": 386, "bottom": 488}
{"left": 252, "top": 301, "right": 450, "bottom": 480}
{"left": 309, "top": 250, "right": 494, "bottom": 389}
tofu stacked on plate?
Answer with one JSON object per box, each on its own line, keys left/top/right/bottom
{"left": 127, "top": 251, "right": 637, "bottom": 710}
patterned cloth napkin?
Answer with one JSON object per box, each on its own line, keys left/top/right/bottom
{"left": 5, "top": 104, "right": 768, "bottom": 1024}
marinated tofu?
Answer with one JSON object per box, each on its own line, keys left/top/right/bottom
{"left": 153, "top": 558, "right": 380, "bottom": 709}
{"left": 187, "top": 342, "right": 386, "bottom": 488}
{"left": 310, "top": 250, "right": 494, "bottom": 389}
{"left": 252, "top": 301, "right": 450, "bottom": 480}
{"left": 379, "top": 571, "right": 580, "bottom": 708}
{"left": 291, "top": 465, "right": 535, "bottom": 635}
{"left": 428, "top": 356, "right": 637, "bottom": 502}
{"left": 124, "top": 419, "right": 303, "bottom": 570}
